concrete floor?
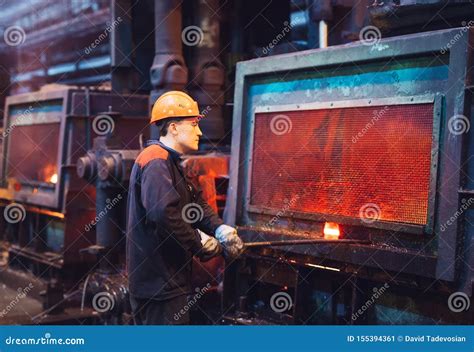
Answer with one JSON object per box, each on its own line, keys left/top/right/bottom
{"left": 0, "top": 282, "right": 43, "bottom": 324}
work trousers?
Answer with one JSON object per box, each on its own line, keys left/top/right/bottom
{"left": 130, "top": 294, "right": 190, "bottom": 325}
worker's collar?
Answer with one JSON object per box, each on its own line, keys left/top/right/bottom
{"left": 145, "top": 140, "right": 182, "bottom": 160}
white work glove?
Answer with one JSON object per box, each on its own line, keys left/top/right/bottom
{"left": 197, "top": 229, "right": 222, "bottom": 262}
{"left": 215, "top": 225, "right": 244, "bottom": 259}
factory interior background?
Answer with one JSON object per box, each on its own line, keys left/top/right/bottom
{"left": 0, "top": 0, "right": 473, "bottom": 326}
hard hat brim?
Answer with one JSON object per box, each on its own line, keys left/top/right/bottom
{"left": 150, "top": 114, "right": 204, "bottom": 124}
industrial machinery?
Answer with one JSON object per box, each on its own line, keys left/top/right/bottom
{"left": 0, "top": 86, "right": 149, "bottom": 323}
{"left": 1, "top": 0, "right": 474, "bottom": 326}
{"left": 0, "top": 83, "right": 229, "bottom": 324}
{"left": 222, "top": 27, "right": 474, "bottom": 324}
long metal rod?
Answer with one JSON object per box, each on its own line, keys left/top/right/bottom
{"left": 244, "top": 239, "right": 371, "bottom": 248}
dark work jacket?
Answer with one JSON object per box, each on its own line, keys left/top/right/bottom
{"left": 126, "top": 140, "right": 223, "bottom": 300}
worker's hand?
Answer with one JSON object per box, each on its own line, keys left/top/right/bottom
{"left": 197, "top": 230, "right": 222, "bottom": 262}
{"left": 215, "top": 224, "right": 244, "bottom": 259}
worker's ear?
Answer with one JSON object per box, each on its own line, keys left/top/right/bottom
{"left": 168, "top": 121, "right": 179, "bottom": 136}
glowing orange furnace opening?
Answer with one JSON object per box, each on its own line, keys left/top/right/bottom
{"left": 323, "top": 222, "right": 340, "bottom": 240}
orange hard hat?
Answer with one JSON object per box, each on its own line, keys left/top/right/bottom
{"left": 150, "top": 91, "right": 202, "bottom": 124}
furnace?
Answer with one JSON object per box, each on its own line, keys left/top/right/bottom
{"left": 223, "top": 28, "right": 474, "bottom": 324}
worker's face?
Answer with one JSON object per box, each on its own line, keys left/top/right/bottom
{"left": 172, "top": 117, "right": 203, "bottom": 153}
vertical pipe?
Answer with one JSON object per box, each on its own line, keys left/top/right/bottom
{"left": 111, "top": 0, "right": 133, "bottom": 93}
{"left": 154, "top": 0, "right": 183, "bottom": 57}
{"left": 95, "top": 184, "right": 124, "bottom": 268}
{"left": 150, "top": 0, "right": 188, "bottom": 139}
{"left": 319, "top": 20, "right": 328, "bottom": 48}
{"left": 188, "top": 0, "right": 225, "bottom": 144}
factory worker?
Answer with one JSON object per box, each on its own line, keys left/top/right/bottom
{"left": 126, "top": 91, "right": 244, "bottom": 325}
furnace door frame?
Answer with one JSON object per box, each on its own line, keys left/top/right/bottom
{"left": 0, "top": 89, "right": 71, "bottom": 210}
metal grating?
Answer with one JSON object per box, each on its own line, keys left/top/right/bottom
{"left": 250, "top": 103, "right": 435, "bottom": 226}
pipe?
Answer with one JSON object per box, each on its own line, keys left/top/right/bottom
{"left": 319, "top": 20, "right": 328, "bottom": 48}
{"left": 95, "top": 186, "right": 124, "bottom": 251}
{"left": 150, "top": 0, "right": 188, "bottom": 139}
{"left": 188, "top": 0, "right": 225, "bottom": 143}
{"left": 154, "top": 0, "right": 183, "bottom": 56}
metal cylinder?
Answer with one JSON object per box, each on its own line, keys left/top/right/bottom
{"left": 98, "top": 156, "right": 117, "bottom": 181}
{"left": 150, "top": 0, "right": 189, "bottom": 139}
{"left": 154, "top": 0, "right": 183, "bottom": 56}
{"left": 76, "top": 153, "right": 97, "bottom": 181}
{"left": 188, "top": 0, "right": 225, "bottom": 142}
{"left": 95, "top": 185, "right": 125, "bottom": 251}
{"left": 319, "top": 20, "right": 328, "bottom": 48}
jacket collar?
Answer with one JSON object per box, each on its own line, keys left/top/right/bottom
{"left": 145, "top": 139, "right": 182, "bottom": 161}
